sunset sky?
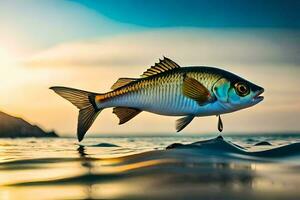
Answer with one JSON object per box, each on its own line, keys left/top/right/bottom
{"left": 0, "top": 0, "right": 299, "bottom": 136}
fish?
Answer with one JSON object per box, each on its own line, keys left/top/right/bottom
{"left": 50, "top": 57, "right": 264, "bottom": 141}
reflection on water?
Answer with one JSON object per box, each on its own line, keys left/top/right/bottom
{"left": 0, "top": 135, "right": 300, "bottom": 199}
{"left": 77, "top": 145, "right": 93, "bottom": 200}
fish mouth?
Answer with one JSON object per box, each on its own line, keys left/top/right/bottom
{"left": 253, "top": 88, "right": 264, "bottom": 102}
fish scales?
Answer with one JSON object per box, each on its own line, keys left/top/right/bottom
{"left": 97, "top": 68, "right": 222, "bottom": 116}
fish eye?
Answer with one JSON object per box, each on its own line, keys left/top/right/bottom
{"left": 234, "top": 82, "right": 249, "bottom": 97}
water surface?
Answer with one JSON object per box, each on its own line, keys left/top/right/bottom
{"left": 1, "top": 134, "right": 300, "bottom": 200}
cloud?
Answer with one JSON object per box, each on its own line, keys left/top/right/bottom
{"left": 0, "top": 0, "right": 142, "bottom": 57}
{"left": 26, "top": 28, "right": 300, "bottom": 68}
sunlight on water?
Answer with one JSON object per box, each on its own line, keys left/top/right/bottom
{"left": 0, "top": 135, "right": 300, "bottom": 200}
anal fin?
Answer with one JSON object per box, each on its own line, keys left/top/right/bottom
{"left": 113, "top": 107, "right": 142, "bottom": 125}
{"left": 176, "top": 115, "right": 194, "bottom": 132}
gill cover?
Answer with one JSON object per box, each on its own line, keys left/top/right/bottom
{"left": 213, "top": 78, "right": 231, "bottom": 103}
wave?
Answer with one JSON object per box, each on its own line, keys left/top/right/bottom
{"left": 3, "top": 136, "right": 300, "bottom": 170}
{"left": 166, "top": 135, "right": 300, "bottom": 158}
{"left": 82, "top": 143, "right": 120, "bottom": 147}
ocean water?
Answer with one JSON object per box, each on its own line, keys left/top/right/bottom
{"left": 1, "top": 134, "right": 300, "bottom": 200}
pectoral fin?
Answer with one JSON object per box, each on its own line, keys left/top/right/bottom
{"left": 113, "top": 107, "right": 141, "bottom": 125}
{"left": 176, "top": 115, "right": 194, "bottom": 132}
{"left": 182, "top": 76, "right": 211, "bottom": 105}
{"left": 218, "top": 115, "right": 223, "bottom": 132}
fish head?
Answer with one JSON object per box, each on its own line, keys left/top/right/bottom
{"left": 213, "top": 75, "right": 264, "bottom": 111}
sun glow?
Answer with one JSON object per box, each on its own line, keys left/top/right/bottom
{"left": 0, "top": 48, "right": 16, "bottom": 65}
{"left": 0, "top": 47, "right": 20, "bottom": 93}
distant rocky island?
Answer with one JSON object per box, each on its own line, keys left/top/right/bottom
{"left": 0, "top": 111, "right": 58, "bottom": 138}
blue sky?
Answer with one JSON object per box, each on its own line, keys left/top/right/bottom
{"left": 1, "top": 0, "right": 299, "bottom": 55}
{"left": 0, "top": 0, "right": 299, "bottom": 135}
{"left": 73, "top": 0, "right": 300, "bottom": 28}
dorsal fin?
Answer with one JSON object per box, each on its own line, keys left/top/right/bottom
{"left": 111, "top": 78, "right": 137, "bottom": 90}
{"left": 141, "top": 57, "right": 181, "bottom": 78}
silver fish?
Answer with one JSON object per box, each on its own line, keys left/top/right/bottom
{"left": 51, "top": 57, "right": 264, "bottom": 141}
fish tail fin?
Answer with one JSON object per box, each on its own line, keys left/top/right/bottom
{"left": 50, "top": 86, "right": 104, "bottom": 142}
